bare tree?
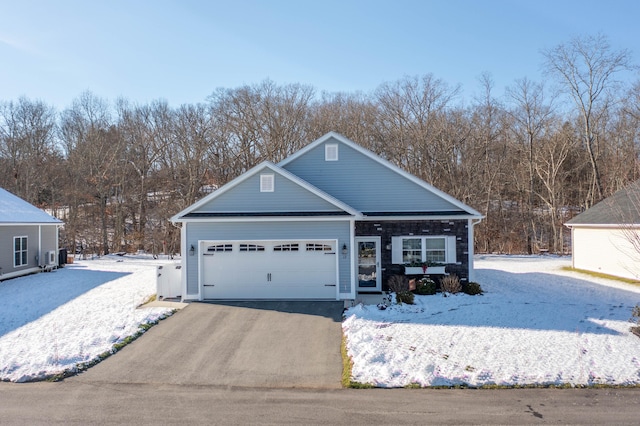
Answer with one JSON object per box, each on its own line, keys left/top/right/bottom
{"left": 467, "top": 73, "right": 510, "bottom": 253}
{"left": 533, "top": 124, "right": 576, "bottom": 253}
{"left": 506, "top": 78, "right": 555, "bottom": 253}
{"left": 373, "top": 74, "right": 460, "bottom": 180}
{"left": 543, "top": 34, "right": 634, "bottom": 205}
{"left": 117, "top": 99, "right": 173, "bottom": 251}
{"left": 0, "top": 97, "right": 59, "bottom": 204}
{"left": 60, "top": 92, "right": 122, "bottom": 255}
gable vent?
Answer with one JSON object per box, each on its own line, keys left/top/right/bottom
{"left": 325, "top": 143, "right": 338, "bottom": 161}
{"left": 260, "top": 174, "right": 274, "bottom": 192}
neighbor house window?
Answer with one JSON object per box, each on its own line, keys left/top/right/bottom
{"left": 325, "top": 143, "right": 338, "bottom": 161}
{"left": 14, "top": 236, "right": 28, "bottom": 267}
{"left": 260, "top": 174, "right": 274, "bottom": 192}
{"left": 392, "top": 236, "right": 456, "bottom": 264}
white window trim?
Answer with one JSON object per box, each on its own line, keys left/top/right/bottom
{"left": 391, "top": 235, "right": 456, "bottom": 264}
{"left": 14, "top": 235, "right": 28, "bottom": 267}
{"left": 260, "top": 173, "right": 274, "bottom": 192}
{"left": 325, "top": 143, "right": 338, "bottom": 161}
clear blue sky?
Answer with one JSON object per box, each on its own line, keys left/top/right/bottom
{"left": 1, "top": 0, "right": 639, "bottom": 110}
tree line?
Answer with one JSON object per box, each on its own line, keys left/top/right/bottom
{"left": 1, "top": 34, "right": 639, "bottom": 256}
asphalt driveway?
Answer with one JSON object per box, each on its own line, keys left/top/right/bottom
{"left": 70, "top": 301, "right": 344, "bottom": 389}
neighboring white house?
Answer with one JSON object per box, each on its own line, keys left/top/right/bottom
{"left": 0, "top": 187, "right": 63, "bottom": 281}
{"left": 565, "top": 180, "right": 640, "bottom": 280}
{"left": 171, "top": 132, "right": 483, "bottom": 302}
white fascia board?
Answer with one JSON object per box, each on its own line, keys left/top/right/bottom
{"left": 564, "top": 223, "right": 640, "bottom": 229}
{"left": 171, "top": 160, "right": 361, "bottom": 222}
{"left": 360, "top": 214, "right": 482, "bottom": 221}
{"left": 0, "top": 222, "right": 63, "bottom": 226}
{"left": 279, "top": 132, "right": 482, "bottom": 218}
{"left": 176, "top": 216, "right": 355, "bottom": 224}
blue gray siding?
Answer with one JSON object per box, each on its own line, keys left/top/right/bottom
{"left": 195, "top": 170, "right": 344, "bottom": 214}
{"left": 41, "top": 226, "right": 58, "bottom": 256}
{"left": 283, "top": 136, "right": 463, "bottom": 213}
{"left": 0, "top": 224, "right": 58, "bottom": 278}
{"left": 184, "top": 220, "right": 351, "bottom": 295}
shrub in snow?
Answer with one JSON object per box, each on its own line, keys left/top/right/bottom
{"left": 462, "top": 281, "right": 483, "bottom": 295}
{"left": 386, "top": 275, "right": 415, "bottom": 304}
{"left": 387, "top": 275, "right": 409, "bottom": 293}
{"left": 440, "top": 274, "right": 462, "bottom": 294}
{"left": 415, "top": 278, "right": 436, "bottom": 295}
{"left": 395, "top": 290, "right": 415, "bottom": 305}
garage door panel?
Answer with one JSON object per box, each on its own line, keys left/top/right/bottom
{"left": 201, "top": 240, "right": 337, "bottom": 300}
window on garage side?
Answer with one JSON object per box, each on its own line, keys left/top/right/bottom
{"left": 240, "top": 244, "right": 265, "bottom": 252}
{"left": 274, "top": 243, "right": 299, "bottom": 251}
{"left": 14, "top": 236, "right": 28, "bottom": 267}
{"left": 306, "top": 243, "right": 333, "bottom": 252}
{"left": 207, "top": 244, "right": 232, "bottom": 252}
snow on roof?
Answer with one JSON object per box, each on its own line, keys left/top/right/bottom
{"left": 0, "top": 187, "right": 63, "bottom": 224}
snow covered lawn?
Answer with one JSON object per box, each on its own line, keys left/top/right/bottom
{"left": 0, "top": 255, "right": 174, "bottom": 382}
{"left": 343, "top": 255, "right": 640, "bottom": 388}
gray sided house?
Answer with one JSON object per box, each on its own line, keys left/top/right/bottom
{"left": 0, "top": 187, "right": 63, "bottom": 281}
{"left": 171, "top": 132, "right": 483, "bottom": 302}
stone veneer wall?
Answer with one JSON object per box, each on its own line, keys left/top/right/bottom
{"left": 355, "top": 219, "right": 470, "bottom": 291}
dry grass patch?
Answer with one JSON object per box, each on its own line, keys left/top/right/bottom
{"left": 560, "top": 266, "right": 640, "bottom": 286}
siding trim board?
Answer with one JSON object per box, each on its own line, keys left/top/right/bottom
{"left": 177, "top": 216, "right": 356, "bottom": 224}
{"left": 362, "top": 211, "right": 471, "bottom": 217}
{"left": 183, "top": 211, "right": 353, "bottom": 218}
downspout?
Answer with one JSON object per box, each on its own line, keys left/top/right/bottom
{"left": 56, "top": 224, "right": 60, "bottom": 267}
{"left": 170, "top": 220, "right": 187, "bottom": 300}
{"left": 469, "top": 218, "right": 483, "bottom": 282}
{"left": 566, "top": 224, "right": 575, "bottom": 269}
{"left": 38, "top": 225, "right": 42, "bottom": 268}
{"left": 349, "top": 218, "right": 356, "bottom": 302}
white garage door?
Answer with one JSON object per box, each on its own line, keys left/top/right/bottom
{"left": 200, "top": 240, "right": 338, "bottom": 299}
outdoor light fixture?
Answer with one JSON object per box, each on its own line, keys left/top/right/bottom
{"left": 189, "top": 244, "right": 195, "bottom": 256}
{"left": 341, "top": 243, "right": 348, "bottom": 256}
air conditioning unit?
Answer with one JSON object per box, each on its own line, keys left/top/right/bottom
{"left": 47, "top": 251, "right": 57, "bottom": 266}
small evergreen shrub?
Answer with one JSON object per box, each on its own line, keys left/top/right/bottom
{"left": 462, "top": 281, "right": 484, "bottom": 295}
{"left": 440, "top": 274, "right": 462, "bottom": 294}
{"left": 415, "top": 278, "right": 437, "bottom": 295}
{"left": 396, "top": 290, "right": 415, "bottom": 304}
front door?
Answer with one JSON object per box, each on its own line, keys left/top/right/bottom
{"left": 355, "top": 237, "right": 381, "bottom": 292}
